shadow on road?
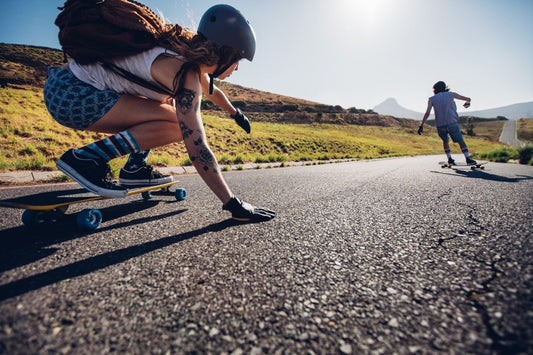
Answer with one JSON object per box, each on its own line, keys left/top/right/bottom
{"left": 0, "top": 199, "right": 175, "bottom": 250}
{"left": 0, "top": 198, "right": 191, "bottom": 275}
{"left": 0, "top": 219, "right": 240, "bottom": 301}
{"left": 431, "top": 169, "right": 533, "bottom": 183}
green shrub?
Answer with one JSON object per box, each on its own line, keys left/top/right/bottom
{"left": 479, "top": 148, "right": 516, "bottom": 162}
{"left": 519, "top": 146, "right": 533, "bottom": 165}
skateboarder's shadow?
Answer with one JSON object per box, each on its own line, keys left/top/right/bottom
{"left": 0, "top": 200, "right": 187, "bottom": 273}
{"left": 1, "top": 199, "right": 176, "bottom": 247}
{"left": 432, "top": 169, "right": 533, "bottom": 183}
{"left": 0, "top": 218, "right": 240, "bottom": 301}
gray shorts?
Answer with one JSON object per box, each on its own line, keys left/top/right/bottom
{"left": 437, "top": 122, "right": 464, "bottom": 143}
{"left": 43, "top": 67, "right": 121, "bottom": 129}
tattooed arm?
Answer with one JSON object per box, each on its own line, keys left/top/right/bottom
{"left": 151, "top": 57, "right": 275, "bottom": 221}
{"left": 175, "top": 75, "right": 233, "bottom": 205}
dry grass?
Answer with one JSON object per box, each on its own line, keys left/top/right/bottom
{"left": 517, "top": 118, "right": 533, "bottom": 143}
{"left": 0, "top": 85, "right": 505, "bottom": 174}
{"left": 0, "top": 43, "right": 508, "bottom": 173}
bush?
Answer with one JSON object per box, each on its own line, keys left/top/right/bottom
{"left": 478, "top": 148, "right": 516, "bottom": 162}
{"left": 478, "top": 146, "right": 533, "bottom": 165}
{"left": 282, "top": 103, "right": 299, "bottom": 112}
{"left": 233, "top": 100, "right": 247, "bottom": 108}
{"left": 519, "top": 146, "right": 533, "bottom": 165}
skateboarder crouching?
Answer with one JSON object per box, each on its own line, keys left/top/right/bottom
{"left": 43, "top": 5, "right": 275, "bottom": 222}
{"left": 417, "top": 81, "right": 477, "bottom": 166}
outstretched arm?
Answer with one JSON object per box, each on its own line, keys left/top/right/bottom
{"left": 201, "top": 73, "right": 237, "bottom": 115}
{"left": 175, "top": 72, "right": 275, "bottom": 221}
{"left": 152, "top": 57, "right": 274, "bottom": 221}
{"left": 420, "top": 99, "right": 432, "bottom": 126}
{"left": 452, "top": 92, "right": 471, "bottom": 108}
{"left": 176, "top": 73, "right": 233, "bottom": 204}
{"left": 452, "top": 92, "right": 471, "bottom": 102}
{"left": 418, "top": 99, "right": 432, "bottom": 134}
{"left": 201, "top": 74, "right": 251, "bottom": 133}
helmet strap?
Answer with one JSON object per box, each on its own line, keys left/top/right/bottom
{"left": 208, "top": 74, "right": 215, "bottom": 95}
{"left": 208, "top": 61, "right": 235, "bottom": 95}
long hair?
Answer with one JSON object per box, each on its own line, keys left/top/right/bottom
{"left": 159, "top": 25, "right": 241, "bottom": 94}
{"left": 433, "top": 81, "right": 449, "bottom": 94}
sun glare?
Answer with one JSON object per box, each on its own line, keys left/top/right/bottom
{"left": 338, "top": 0, "right": 391, "bottom": 27}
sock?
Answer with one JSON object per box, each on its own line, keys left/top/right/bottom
{"left": 75, "top": 131, "right": 141, "bottom": 162}
{"left": 123, "top": 150, "right": 151, "bottom": 171}
{"left": 445, "top": 149, "right": 452, "bottom": 159}
{"left": 462, "top": 148, "right": 470, "bottom": 158}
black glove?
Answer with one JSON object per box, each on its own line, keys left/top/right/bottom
{"left": 231, "top": 108, "right": 251, "bottom": 134}
{"left": 417, "top": 125, "right": 423, "bottom": 135}
{"left": 223, "top": 196, "right": 275, "bottom": 222}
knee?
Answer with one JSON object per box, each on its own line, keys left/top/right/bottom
{"left": 161, "top": 121, "right": 183, "bottom": 142}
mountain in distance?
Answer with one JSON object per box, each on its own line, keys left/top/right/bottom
{"left": 373, "top": 98, "right": 429, "bottom": 121}
{"left": 373, "top": 97, "right": 533, "bottom": 120}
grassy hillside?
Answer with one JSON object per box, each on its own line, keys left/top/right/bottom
{"left": 0, "top": 43, "right": 510, "bottom": 173}
{"left": 518, "top": 118, "right": 533, "bottom": 142}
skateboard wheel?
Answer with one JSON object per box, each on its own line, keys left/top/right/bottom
{"left": 21, "top": 210, "right": 61, "bottom": 226}
{"left": 141, "top": 191, "right": 153, "bottom": 200}
{"left": 480, "top": 166, "right": 485, "bottom": 170}
{"left": 76, "top": 209, "right": 102, "bottom": 230}
{"left": 21, "top": 210, "right": 41, "bottom": 227}
{"left": 174, "top": 188, "right": 187, "bottom": 201}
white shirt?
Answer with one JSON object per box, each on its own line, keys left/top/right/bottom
{"left": 69, "top": 47, "right": 182, "bottom": 102}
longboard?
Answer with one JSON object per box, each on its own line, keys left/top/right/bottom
{"left": 0, "top": 181, "right": 186, "bottom": 230}
{"left": 439, "top": 161, "right": 487, "bottom": 170}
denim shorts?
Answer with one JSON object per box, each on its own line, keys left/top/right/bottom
{"left": 437, "top": 122, "right": 464, "bottom": 143}
{"left": 43, "top": 67, "right": 121, "bottom": 129}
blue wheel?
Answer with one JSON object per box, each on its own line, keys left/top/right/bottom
{"left": 76, "top": 209, "right": 102, "bottom": 230}
{"left": 142, "top": 191, "right": 153, "bottom": 200}
{"left": 22, "top": 210, "right": 63, "bottom": 226}
{"left": 174, "top": 188, "right": 187, "bottom": 201}
{"left": 22, "top": 210, "right": 40, "bottom": 227}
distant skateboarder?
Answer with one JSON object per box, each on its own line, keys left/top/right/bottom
{"left": 418, "top": 81, "right": 477, "bottom": 166}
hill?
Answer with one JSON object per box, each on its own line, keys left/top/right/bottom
{"left": 373, "top": 98, "right": 430, "bottom": 121}
{"left": 0, "top": 43, "right": 506, "bottom": 172}
{"left": 0, "top": 43, "right": 414, "bottom": 128}
{"left": 374, "top": 97, "right": 533, "bottom": 120}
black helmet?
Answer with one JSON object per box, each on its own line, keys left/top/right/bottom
{"left": 198, "top": 4, "right": 256, "bottom": 61}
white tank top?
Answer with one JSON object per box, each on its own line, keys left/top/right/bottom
{"left": 69, "top": 47, "right": 183, "bottom": 102}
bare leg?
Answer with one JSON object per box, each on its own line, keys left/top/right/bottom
{"left": 86, "top": 95, "right": 183, "bottom": 150}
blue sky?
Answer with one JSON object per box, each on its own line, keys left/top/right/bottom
{"left": 1, "top": 0, "right": 532, "bottom": 112}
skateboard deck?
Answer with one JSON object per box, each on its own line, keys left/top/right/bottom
{"left": 0, "top": 181, "right": 186, "bottom": 230}
{"left": 439, "top": 161, "right": 487, "bottom": 170}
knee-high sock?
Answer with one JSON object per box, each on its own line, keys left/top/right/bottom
{"left": 123, "top": 150, "right": 151, "bottom": 171}
{"left": 74, "top": 131, "right": 141, "bottom": 162}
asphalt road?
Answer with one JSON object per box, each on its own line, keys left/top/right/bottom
{"left": 499, "top": 120, "right": 525, "bottom": 147}
{"left": 1, "top": 155, "right": 532, "bottom": 354}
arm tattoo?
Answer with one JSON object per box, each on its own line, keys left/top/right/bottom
{"left": 179, "top": 122, "right": 194, "bottom": 139}
{"left": 179, "top": 121, "right": 219, "bottom": 174}
{"left": 176, "top": 88, "right": 196, "bottom": 115}
{"left": 190, "top": 138, "right": 218, "bottom": 173}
